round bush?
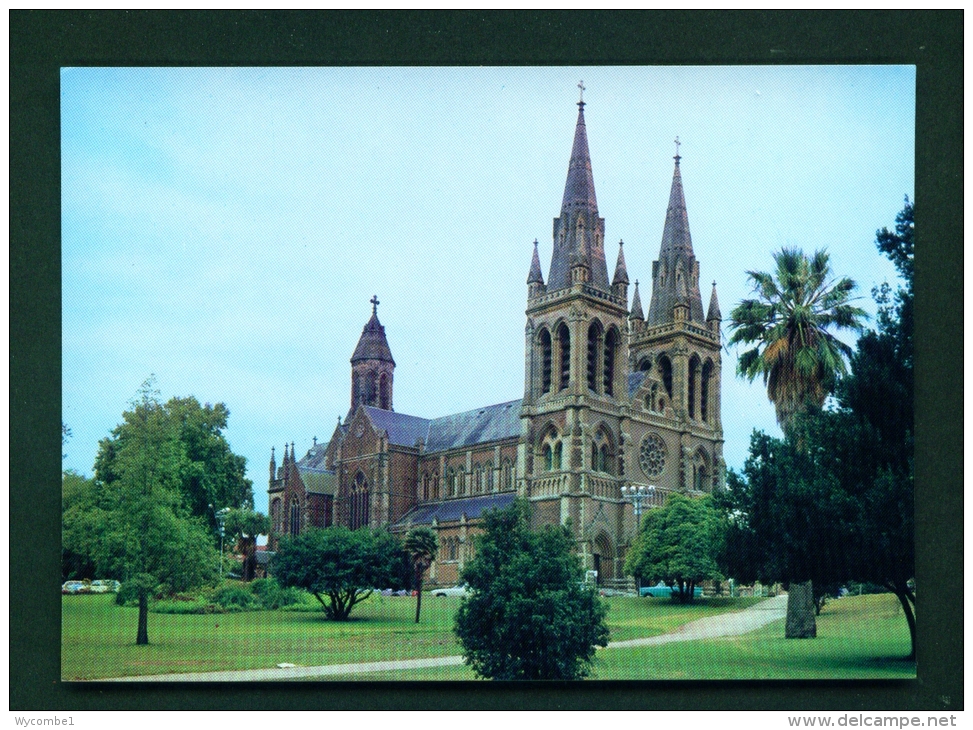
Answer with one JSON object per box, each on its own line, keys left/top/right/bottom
{"left": 212, "top": 585, "right": 258, "bottom": 611}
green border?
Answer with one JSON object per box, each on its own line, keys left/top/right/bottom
{"left": 11, "top": 10, "right": 962, "bottom": 711}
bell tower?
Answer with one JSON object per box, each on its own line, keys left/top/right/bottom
{"left": 349, "top": 295, "right": 395, "bottom": 417}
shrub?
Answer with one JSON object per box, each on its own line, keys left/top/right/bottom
{"left": 152, "top": 598, "right": 222, "bottom": 614}
{"left": 212, "top": 585, "right": 259, "bottom": 611}
{"left": 250, "top": 578, "right": 303, "bottom": 610}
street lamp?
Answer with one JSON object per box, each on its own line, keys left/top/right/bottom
{"left": 621, "top": 484, "right": 656, "bottom": 532}
{"left": 210, "top": 505, "right": 230, "bottom": 579}
{"left": 621, "top": 485, "right": 656, "bottom": 596}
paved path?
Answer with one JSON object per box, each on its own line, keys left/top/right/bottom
{"left": 110, "top": 595, "right": 786, "bottom": 682}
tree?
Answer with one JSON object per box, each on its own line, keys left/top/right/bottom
{"left": 403, "top": 526, "right": 438, "bottom": 623}
{"left": 88, "top": 378, "right": 218, "bottom": 645}
{"left": 624, "top": 493, "right": 721, "bottom": 603}
{"left": 62, "top": 469, "right": 98, "bottom": 581}
{"left": 271, "top": 526, "right": 410, "bottom": 621}
{"left": 728, "top": 247, "right": 866, "bottom": 638}
{"left": 94, "top": 395, "right": 253, "bottom": 530}
{"left": 224, "top": 508, "right": 271, "bottom": 582}
{"left": 454, "top": 500, "right": 609, "bottom": 680}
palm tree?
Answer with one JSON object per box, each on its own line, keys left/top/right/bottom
{"left": 404, "top": 526, "right": 439, "bottom": 624}
{"left": 729, "top": 248, "right": 866, "bottom": 435}
{"left": 729, "top": 247, "right": 866, "bottom": 639}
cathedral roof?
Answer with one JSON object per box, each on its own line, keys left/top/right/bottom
{"left": 425, "top": 399, "right": 522, "bottom": 452}
{"left": 357, "top": 399, "right": 522, "bottom": 452}
{"left": 393, "top": 492, "right": 518, "bottom": 528}
{"left": 350, "top": 310, "right": 395, "bottom": 365}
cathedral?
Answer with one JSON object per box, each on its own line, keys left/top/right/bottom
{"left": 268, "top": 93, "right": 724, "bottom": 587}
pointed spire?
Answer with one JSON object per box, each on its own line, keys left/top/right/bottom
{"left": 647, "top": 146, "right": 706, "bottom": 325}
{"left": 630, "top": 279, "right": 644, "bottom": 320}
{"left": 612, "top": 239, "right": 629, "bottom": 286}
{"left": 351, "top": 297, "right": 395, "bottom": 365}
{"left": 527, "top": 239, "right": 544, "bottom": 285}
{"left": 707, "top": 281, "right": 722, "bottom": 321}
{"left": 561, "top": 89, "right": 598, "bottom": 216}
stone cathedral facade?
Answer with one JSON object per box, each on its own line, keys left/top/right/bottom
{"left": 268, "top": 96, "right": 724, "bottom": 586}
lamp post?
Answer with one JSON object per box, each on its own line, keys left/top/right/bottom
{"left": 211, "top": 505, "right": 230, "bottom": 579}
{"left": 621, "top": 485, "right": 656, "bottom": 596}
{"left": 621, "top": 484, "right": 656, "bottom": 532}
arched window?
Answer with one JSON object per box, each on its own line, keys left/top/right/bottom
{"left": 693, "top": 451, "right": 710, "bottom": 492}
{"left": 539, "top": 328, "right": 553, "bottom": 395}
{"left": 350, "top": 472, "right": 370, "bottom": 530}
{"left": 474, "top": 464, "right": 484, "bottom": 494}
{"left": 658, "top": 354, "right": 673, "bottom": 400}
{"left": 688, "top": 355, "right": 700, "bottom": 420}
{"left": 270, "top": 498, "right": 281, "bottom": 534}
{"left": 591, "top": 429, "right": 613, "bottom": 474}
{"left": 557, "top": 323, "right": 570, "bottom": 391}
{"left": 587, "top": 321, "right": 603, "bottom": 392}
{"left": 379, "top": 373, "right": 390, "bottom": 410}
{"left": 289, "top": 498, "right": 301, "bottom": 536}
{"left": 541, "top": 427, "right": 562, "bottom": 472}
{"left": 446, "top": 468, "right": 457, "bottom": 498}
{"left": 486, "top": 465, "right": 494, "bottom": 493}
{"left": 501, "top": 459, "right": 513, "bottom": 490}
{"left": 366, "top": 371, "right": 377, "bottom": 403}
{"left": 432, "top": 471, "right": 440, "bottom": 500}
{"left": 604, "top": 328, "right": 618, "bottom": 396}
{"left": 701, "top": 360, "right": 713, "bottom": 423}
{"left": 553, "top": 441, "right": 563, "bottom": 470}
{"left": 422, "top": 473, "right": 430, "bottom": 501}
{"left": 542, "top": 443, "right": 553, "bottom": 471}
{"left": 638, "top": 358, "right": 652, "bottom": 373}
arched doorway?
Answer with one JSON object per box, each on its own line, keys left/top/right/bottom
{"left": 592, "top": 533, "right": 614, "bottom": 585}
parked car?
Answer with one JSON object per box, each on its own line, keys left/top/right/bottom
{"left": 429, "top": 583, "right": 470, "bottom": 597}
{"left": 61, "top": 581, "right": 88, "bottom": 594}
{"left": 639, "top": 582, "right": 703, "bottom": 599}
{"left": 89, "top": 579, "right": 121, "bottom": 594}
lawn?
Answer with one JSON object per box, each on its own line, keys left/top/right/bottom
{"left": 61, "top": 591, "right": 912, "bottom": 681}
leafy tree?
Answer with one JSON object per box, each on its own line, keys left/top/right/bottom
{"left": 62, "top": 469, "right": 98, "bottom": 581}
{"left": 271, "top": 526, "right": 410, "bottom": 621}
{"left": 454, "top": 500, "right": 609, "bottom": 680}
{"left": 624, "top": 493, "right": 722, "bottom": 603}
{"left": 403, "top": 526, "right": 438, "bottom": 623}
{"left": 224, "top": 508, "right": 271, "bottom": 582}
{"left": 87, "top": 378, "right": 218, "bottom": 645}
{"left": 94, "top": 395, "right": 253, "bottom": 529}
{"left": 728, "top": 247, "right": 866, "bottom": 638}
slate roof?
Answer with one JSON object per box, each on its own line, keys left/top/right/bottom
{"left": 359, "top": 400, "right": 522, "bottom": 453}
{"left": 393, "top": 492, "right": 518, "bottom": 528}
{"left": 425, "top": 400, "right": 522, "bottom": 452}
{"left": 362, "top": 407, "right": 432, "bottom": 447}
{"left": 299, "top": 466, "right": 338, "bottom": 495}
{"left": 351, "top": 312, "right": 395, "bottom": 364}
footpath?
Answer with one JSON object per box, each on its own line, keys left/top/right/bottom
{"left": 110, "top": 594, "right": 787, "bottom": 682}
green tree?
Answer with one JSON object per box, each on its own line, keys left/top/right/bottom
{"left": 728, "top": 247, "right": 866, "bottom": 638}
{"left": 454, "top": 500, "right": 609, "bottom": 680}
{"left": 94, "top": 395, "right": 252, "bottom": 530}
{"left": 271, "top": 526, "right": 410, "bottom": 620}
{"left": 224, "top": 508, "right": 271, "bottom": 582}
{"left": 88, "top": 378, "right": 218, "bottom": 645}
{"left": 403, "top": 526, "right": 438, "bottom": 623}
{"left": 625, "top": 493, "right": 722, "bottom": 603}
{"left": 61, "top": 469, "right": 98, "bottom": 581}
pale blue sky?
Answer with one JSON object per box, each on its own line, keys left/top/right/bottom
{"left": 62, "top": 66, "right": 915, "bottom": 516}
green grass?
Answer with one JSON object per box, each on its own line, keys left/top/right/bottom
{"left": 61, "top": 592, "right": 913, "bottom": 681}
{"left": 590, "top": 593, "right": 916, "bottom": 680}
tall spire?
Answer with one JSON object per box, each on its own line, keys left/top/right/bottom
{"left": 612, "top": 239, "right": 629, "bottom": 286}
{"left": 630, "top": 280, "right": 644, "bottom": 320}
{"left": 647, "top": 145, "right": 706, "bottom": 325}
{"left": 707, "top": 281, "right": 722, "bottom": 321}
{"left": 547, "top": 89, "right": 609, "bottom": 292}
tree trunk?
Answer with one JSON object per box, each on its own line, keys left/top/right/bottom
{"left": 893, "top": 588, "right": 916, "bottom": 660}
{"left": 414, "top": 567, "right": 424, "bottom": 624}
{"left": 785, "top": 580, "right": 817, "bottom": 638}
{"left": 136, "top": 590, "right": 149, "bottom": 645}
{"left": 241, "top": 538, "right": 256, "bottom": 582}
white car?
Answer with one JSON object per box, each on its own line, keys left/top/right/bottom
{"left": 90, "top": 579, "right": 121, "bottom": 594}
{"left": 429, "top": 583, "right": 470, "bottom": 597}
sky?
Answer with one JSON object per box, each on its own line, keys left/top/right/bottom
{"left": 61, "top": 66, "right": 915, "bottom": 517}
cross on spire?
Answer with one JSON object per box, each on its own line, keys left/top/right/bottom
{"left": 674, "top": 136, "right": 681, "bottom": 163}
{"left": 370, "top": 295, "right": 380, "bottom": 315}
{"left": 578, "top": 80, "right": 585, "bottom": 106}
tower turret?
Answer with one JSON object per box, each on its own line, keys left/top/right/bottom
{"left": 527, "top": 239, "right": 546, "bottom": 298}
{"left": 707, "top": 281, "right": 722, "bottom": 335}
{"left": 350, "top": 296, "right": 395, "bottom": 415}
{"left": 612, "top": 239, "right": 629, "bottom": 300}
